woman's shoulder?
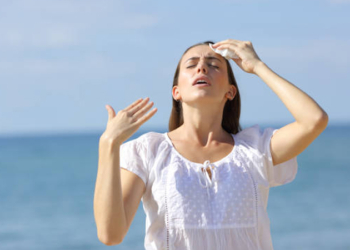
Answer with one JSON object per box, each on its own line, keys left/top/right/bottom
{"left": 234, "top": 124, "right": 260, "bottom": 139}
{"left": 234, "top": 124, "right": 276, "bottom": 148}
{"left": 123, "top": 131, "right": 167, "bottom": 147}
{"left": 135, "top": 131, "right": 166, "bottom": 141}
{"left": 121, "top": 131, "right": 171, "bottom": 162}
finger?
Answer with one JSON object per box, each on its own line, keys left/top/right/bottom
{"left": 128, "top": 97, "right": 150, "bottom": 115}
{"left": 136, "top": 108, "right": 158, "bottom": 125}
{"left": 124, "top": 98, "right": 143, "bottom": 111}
{"left": 215, "top": 44, "right": 238, "bottom": 53}
{"left": 133, "top": 101, "right": 154, "bottom": 119}
{"left": 212, "top": 39, "right": 240, "bottom": 48}
{"left": 105, "top": 105, "right": 116, "bottom": 121}
{"left": 232, "top": 58, "right": 242, "bottom": 68}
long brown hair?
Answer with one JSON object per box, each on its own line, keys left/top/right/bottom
{"left": 168, "top": 41, "right": 242, "bottom": 134}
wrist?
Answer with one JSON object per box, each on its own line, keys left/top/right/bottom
{"left": 100, "top": 132, "right": 123, "bottom": 148}
{"left": 252, "top": 61, "right": 267, "bottom": 75}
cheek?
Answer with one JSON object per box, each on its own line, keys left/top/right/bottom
{"left": 177, "top": 71, "right": 192, "bottom": 87}
{"left": 214, "top": 72, "right": 229, "bottom": 86}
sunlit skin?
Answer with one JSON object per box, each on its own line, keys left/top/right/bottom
{"left": 169, "top": 45, "right": 238, "bottom": 165}
{"left": 174, "top": 45, "right": 236, "bottom": 108}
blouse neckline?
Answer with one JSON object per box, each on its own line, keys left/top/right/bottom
{"left": 163, "top": 132, "right": 238, "bottom": 166}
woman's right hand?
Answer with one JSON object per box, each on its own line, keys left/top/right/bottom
{"left": 100, "top": 98, "right": 157, "bottom": 146}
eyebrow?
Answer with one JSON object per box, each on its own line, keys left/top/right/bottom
{"left": 185, "top": 56, "right": 222, "bottom": 63}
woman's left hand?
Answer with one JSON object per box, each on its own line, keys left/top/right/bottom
{"left": 212, "top": 39, "right": 262, "bottom": 74}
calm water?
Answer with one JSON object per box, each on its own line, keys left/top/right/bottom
{"left": 0, "top": 125, "right": 349, "bottom": 250}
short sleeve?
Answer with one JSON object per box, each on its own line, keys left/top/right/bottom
{"left": 119, "top": 137, "right": 149, "bottom": 186}
{"left": 259, "top": 126, "right": 298, "bottom": 187}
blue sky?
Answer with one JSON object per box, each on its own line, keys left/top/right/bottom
{"left": 1, "top": 0, "right": 349, "bottom": 136}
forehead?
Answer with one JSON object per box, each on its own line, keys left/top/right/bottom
{"left": 182, "top": 45, "right": 224, "bottom": 63}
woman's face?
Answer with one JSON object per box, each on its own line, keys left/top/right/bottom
{"left": 173, "top": 45, "right": 235, "bottom": 105}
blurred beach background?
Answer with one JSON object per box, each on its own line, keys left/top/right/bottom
{"left": 1, "top": 125, "right": 350, "bottom": 250}
{"left": 1, "top": 0, "right": 350, "bottom": 249}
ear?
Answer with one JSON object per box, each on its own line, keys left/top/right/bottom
{"left": 226, "top": 85, "right": 237, "bottom": 100}
{"left": 172, "top": 86, "right": 181, "bottom": 101}
{"left": 230, "top": 85, "right": 237, "bottom": 98}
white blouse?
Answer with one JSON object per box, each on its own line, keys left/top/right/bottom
{"left": 120, "top": 124, "right": 298, "bottom": 250}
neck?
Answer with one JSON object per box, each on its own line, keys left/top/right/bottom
{"left": 180, "top": 101, "right": 229, "bottom": 146}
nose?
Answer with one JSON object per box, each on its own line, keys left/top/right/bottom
{"left": 196, "top": 60, "right": 208, "bottom": 74}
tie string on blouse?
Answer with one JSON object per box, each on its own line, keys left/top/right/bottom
{"left": 197, "top": 160, "right": 219, "bottom": 188}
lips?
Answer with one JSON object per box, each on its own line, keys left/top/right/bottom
{"left": 192, "top": 76, "right": 211, "bottom": 86}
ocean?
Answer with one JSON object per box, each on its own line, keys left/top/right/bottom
{"left": 1, "top": 124, "right": 349, "bottom": 250}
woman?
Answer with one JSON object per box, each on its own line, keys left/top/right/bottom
{"left": 94, "top": 39, "right": 328, "bottom": 249}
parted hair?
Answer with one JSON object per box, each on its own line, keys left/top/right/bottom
{"left": 168, "top": 41, "right": 242, "bottom": 134}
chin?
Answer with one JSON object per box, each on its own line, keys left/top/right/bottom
{"left": 185, "top": 95, "right": 220, "bottom": 105}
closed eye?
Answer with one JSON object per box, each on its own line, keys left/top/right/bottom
{"left": 186, "top": 64, "right": 219, "bottom": 69}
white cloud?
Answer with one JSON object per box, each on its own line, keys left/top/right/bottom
{"left": 328, "top": 0, "right": 350, "bottom": 3}
{"left": 0, "top": 55, "right": 136, "bottom": 82}
{"left": 121, "top": 14, "right": 158, "bottom": 29}
{"left": 258, "top": 38, "right": 350, "bottom": 69}
{"left": 0, "top": 29, "right": 79, "bottom": 49}
{"left": 0, "top": 0, "right": 158, "bottom": 50}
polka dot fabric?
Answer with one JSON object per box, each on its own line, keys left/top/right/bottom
{"left": 119, "top": 124, "right": 298, "bottom": 250}
{"left": 167, "top": 159, "right": 256, "bottom": 229}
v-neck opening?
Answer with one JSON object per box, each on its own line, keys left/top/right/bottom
{"left": 164, "top": 132, "right": 238, "bottom": 166}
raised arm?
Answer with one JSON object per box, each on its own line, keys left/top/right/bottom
{"left": 253, "top": 62, "right": 328, "bottom": 165}
{"left": 212, "top": 39, "right": 328, "bottom": 165}
{"left": 94, "top": 98, "right": 157, "bottom": 245}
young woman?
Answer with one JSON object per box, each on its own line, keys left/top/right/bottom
{"left": 94, "top": 39, "right": 328, "bottom": 250}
